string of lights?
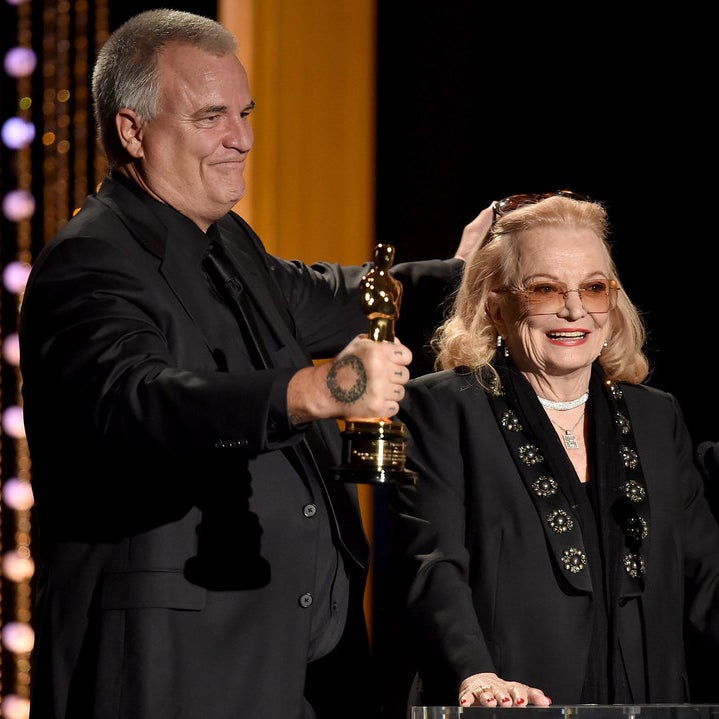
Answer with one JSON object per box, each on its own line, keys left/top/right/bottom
{"left": 2, "top": 0, "right": 37, "bottom": 715}
{"left": 1, "top": 1, "right": 107, "bottom": 716}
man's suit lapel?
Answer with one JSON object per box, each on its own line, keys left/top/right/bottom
{"left": 95, "top": 178, "right": 222, "bottom": 361}
{"left": 204, "top": 233, "right": 368, "bottom": 567}
{"left": 213, "top": 219, "right": 312, "bottom": 367}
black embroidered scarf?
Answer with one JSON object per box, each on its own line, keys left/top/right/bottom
{"left": 483, "top": 352, "right": 649, "bottom": 702}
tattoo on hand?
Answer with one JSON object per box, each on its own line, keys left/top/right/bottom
{"left": 327, "top": 354, "right": 367, "bottom": 403}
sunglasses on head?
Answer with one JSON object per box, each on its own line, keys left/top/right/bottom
{"left": 480, "top": 190, "right": 592, "bottom": 249}
{"left": 490, "top": 190, "right": 591, "bottom": 220}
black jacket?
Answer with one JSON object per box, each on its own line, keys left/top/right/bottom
{"left": 390, "top": 368, "right": 719, "bottom": 706}
{"left": 19, "top": 174, "right": 462, "bottom": 719}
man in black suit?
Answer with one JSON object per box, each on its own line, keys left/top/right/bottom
{"left": 18, "top": 9, "right": 467, "bottom": 719}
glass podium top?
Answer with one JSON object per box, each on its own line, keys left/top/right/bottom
{"left": 411, "top": 706, "right": 719, "bottom": 719}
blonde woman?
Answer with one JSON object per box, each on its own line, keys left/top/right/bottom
{"left": 390, "top": 192, "right": 719, "bottom": 708}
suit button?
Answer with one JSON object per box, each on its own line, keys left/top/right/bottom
{"left": 303, "top": 504, "right": 317, "bottom": 518}
{"left": 299, "top": 593, "right": 313, "bottom": 608}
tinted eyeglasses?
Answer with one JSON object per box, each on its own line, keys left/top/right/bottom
{"left": 501, "top": 278, "right": 620, "bottom": 315}
{"left": 491, "top": 190, "right": 591, "bottom": 221}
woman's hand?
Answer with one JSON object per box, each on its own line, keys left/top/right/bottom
{"left": 458, "top": 672, "right": 552, "bottom": 708}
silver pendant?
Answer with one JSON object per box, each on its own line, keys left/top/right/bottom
{"left": 563, "top": 432, "right": 579, "bottom": 450}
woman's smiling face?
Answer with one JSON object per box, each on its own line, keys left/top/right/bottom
{"left": 490, "top": 225, "right": 613, "bottom": 379}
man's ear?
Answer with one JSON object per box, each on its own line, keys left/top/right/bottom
{"left": 116, "top": 109, "right": 144, "bottom": 158}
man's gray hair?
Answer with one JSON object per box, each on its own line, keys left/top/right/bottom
{"left": 92, "top": 9, "right": 238, "bottom": 169}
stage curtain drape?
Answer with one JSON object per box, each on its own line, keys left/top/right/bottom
{"left": 219, "top": 1, "right": 376, "bottom": 267}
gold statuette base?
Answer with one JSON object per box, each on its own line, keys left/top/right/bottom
{"left": 332, "top": 419, "right": 417, "bottom": 485}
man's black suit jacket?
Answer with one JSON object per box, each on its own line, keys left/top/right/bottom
{"left": 19, "top": 174, "right": 462, "bottom": 719}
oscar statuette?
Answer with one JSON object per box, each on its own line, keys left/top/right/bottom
{"left": 332, "top": 244, "right": 418, "bottom": 485}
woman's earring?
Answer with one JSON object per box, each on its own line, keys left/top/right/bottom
{"left": 497, "top": 335, "right": 509, "bottom": 358}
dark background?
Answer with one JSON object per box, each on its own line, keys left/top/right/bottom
{"left": 107, "top": 1, "right": 716, "bottom": 444}
{"left": 375, "top": 4, "right": 715, "bottom": 446}
{"left": 373, "top": 5, "right": 717, "bottom": 709}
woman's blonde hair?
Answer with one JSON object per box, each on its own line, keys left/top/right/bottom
{"left": 432, "top": 194, "right": 649, "bottom": 388}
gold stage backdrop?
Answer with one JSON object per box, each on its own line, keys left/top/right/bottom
{"left": 0, "top": 2, "right": 377, "bottom": 713}
{"left": 221, "top": 2, "right": 377, "bottom": 267}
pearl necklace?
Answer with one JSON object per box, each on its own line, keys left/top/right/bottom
{"left": 537, "top": 392, "right": 589, "bottom": 411}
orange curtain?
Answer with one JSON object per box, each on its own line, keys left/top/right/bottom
{"left": 219, "top": 1, "right": 376, "bottom": 266}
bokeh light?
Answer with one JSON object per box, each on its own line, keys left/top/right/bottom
{"left": 2, "top": 261, "right": 31, "bottom": 294}
{"left": 2, "top": 332, "right": 21, "bottom": 366}
{"left": 1, "top": 117, "right": 36, "bottom": 149}
{"left": 2, "top": 406, "right": 25, "bottom": 439}
{"left": 2, "top": 551, "right": 35, "bottom": 583}
{"left": 3, "top": 46, "right": 36, "bottom": 78}
{"left": 1, "top": 622, "right": 34, "bottom": 653}
{"left": 2, "top": 189, "right": 36, "bottom": 222}
{"left": 2, "top": 478, "right": 34, "bottom": 511}
{"left": 1, "top": 694, "right": 31, "bottom": 719}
